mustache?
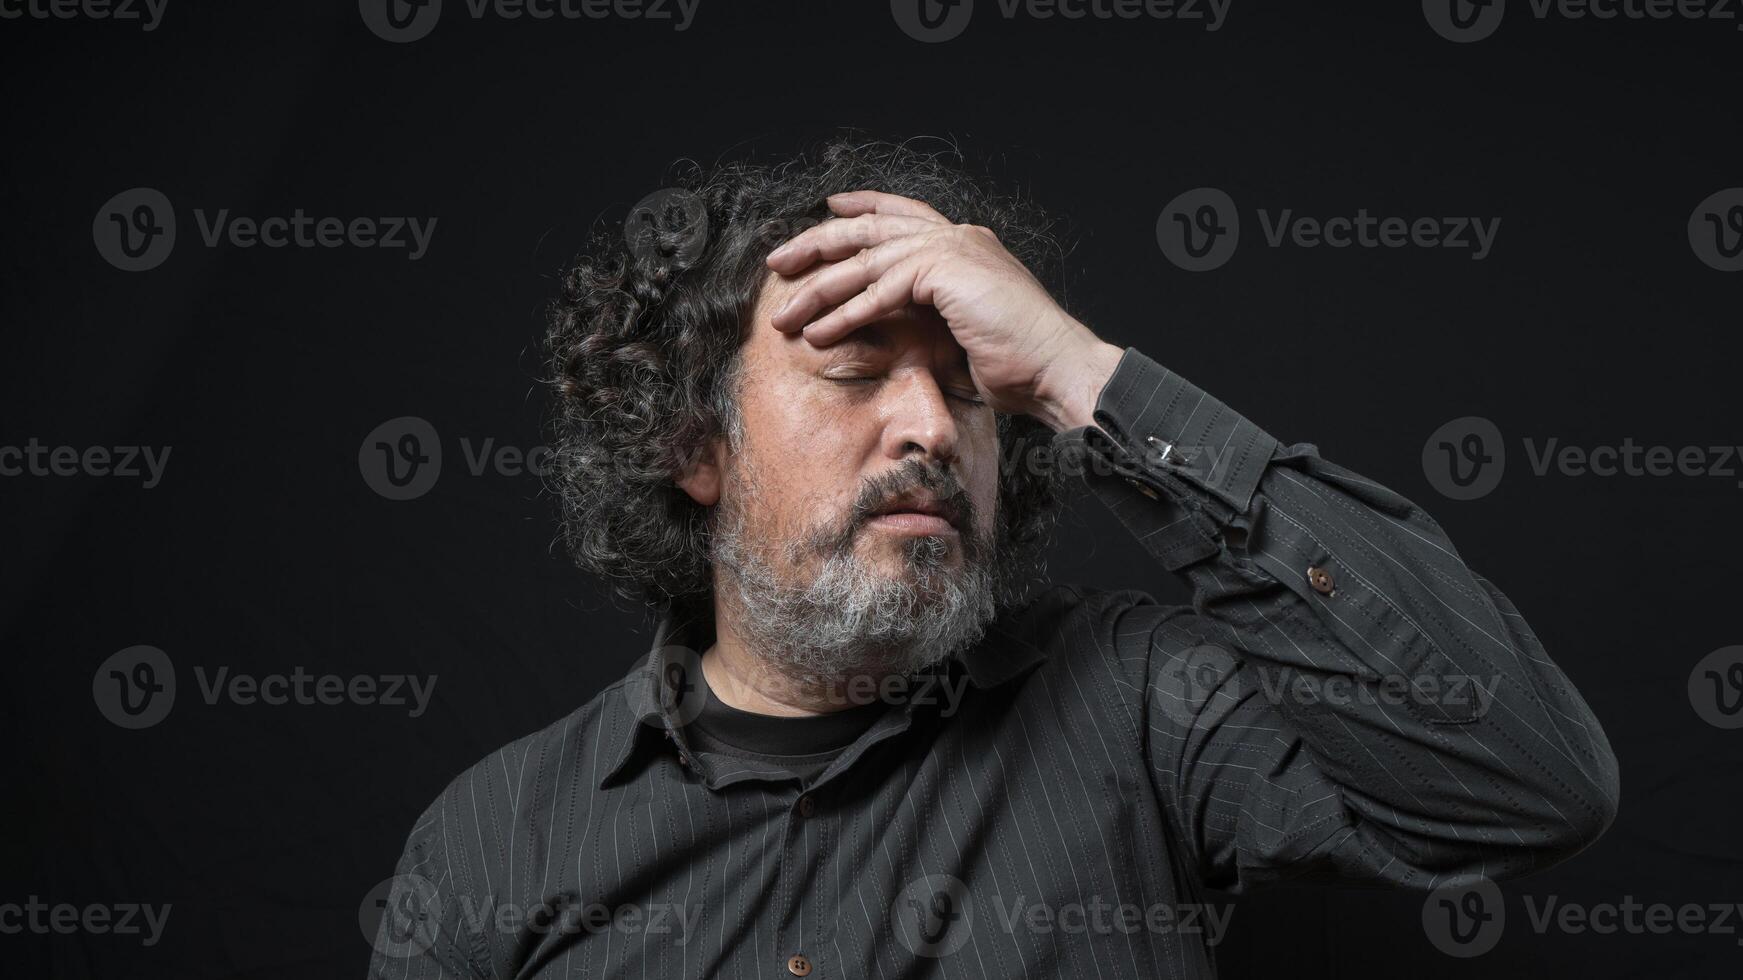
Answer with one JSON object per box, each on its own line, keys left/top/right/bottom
{"left": 817, "top": 459, "right": 977, "bottom": 556}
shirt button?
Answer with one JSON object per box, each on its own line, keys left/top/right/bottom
{"left": 787, "top": 953, "right": 812, "bottom": 976}
{"left": 798, "top": 795, "right": 816, "bottom": 818}
{"left": 1125, "top": 477, "right": 1160, "bottom": 500}
{"left": 1307, "top": 565, "right": 1336, "bottom": 595}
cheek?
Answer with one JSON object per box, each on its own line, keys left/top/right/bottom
{"left": 740, "top": 384, "right": 873, "bottom": 523}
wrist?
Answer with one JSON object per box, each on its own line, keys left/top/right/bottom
{"left": 1031, "top": 329, "right": 1123, "bottom": 433}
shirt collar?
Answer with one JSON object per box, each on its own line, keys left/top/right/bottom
{"left": 597, "top": 600, "right": 1048, "bottom": 789}
{"left": 598, "top": 604, "right": 706, "bottom": 788}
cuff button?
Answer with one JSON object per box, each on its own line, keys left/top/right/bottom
{"left": 1307, "top": 565, "right": 1336, "bottom": 596}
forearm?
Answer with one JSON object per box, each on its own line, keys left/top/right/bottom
{"left": 1064, "top": 347, "right": 1620, "bottom": 876}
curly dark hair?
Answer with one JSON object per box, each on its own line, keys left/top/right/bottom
{"left": 544, "top": 135, "right": 1067, "bottom": 613}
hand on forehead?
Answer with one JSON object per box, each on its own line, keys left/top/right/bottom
{"left": 756, "top": 264, "right": 964, "bottom": 362}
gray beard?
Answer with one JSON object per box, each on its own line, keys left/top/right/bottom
{"left": 710, "top": 486, "right": 998, "bottom": 685}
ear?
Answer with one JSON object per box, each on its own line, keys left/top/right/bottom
{"left": 675, "top": 437, "right": 724, "bottom": 507}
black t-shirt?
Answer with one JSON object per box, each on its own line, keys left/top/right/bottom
{"left": 686, "top": 665, "right": 889, "bottom": 787}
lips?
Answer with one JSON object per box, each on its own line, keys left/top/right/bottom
{"left": 869, "top": 492, "right": 962, "bottom": 530}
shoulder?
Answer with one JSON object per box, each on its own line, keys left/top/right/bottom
{"left": 400, "top": 676, "right": 635, "bottom": 861}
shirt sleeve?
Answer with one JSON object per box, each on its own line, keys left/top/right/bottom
{"left": 1053, "top": 347, "right": 1621, "bottom": 894}
{"left": 365, "top": 797, "right": 488, "bottom": 980}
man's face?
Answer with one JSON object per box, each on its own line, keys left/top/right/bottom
{"left": 705, "top": 265, "right": 1003, "bottom": 677}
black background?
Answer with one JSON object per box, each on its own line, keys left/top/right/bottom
{"left": 3, "top": 1, "right": 1741, "bottom": 977}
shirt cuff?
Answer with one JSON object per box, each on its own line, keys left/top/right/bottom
{"left": 1061, "top": 347, "right": 1280, "bottom": 514}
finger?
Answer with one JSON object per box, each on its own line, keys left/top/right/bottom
{"left": 769, "top": 233, "right": 933, "bottom": 332}
{"left": 799, "top": 257, "right": 926, "bottom": 348}
{"left": 826, "top": 190, "right": 949, "bottom": 223}
{"left": 765, "top": 213, "right": 935, "bottom": 274}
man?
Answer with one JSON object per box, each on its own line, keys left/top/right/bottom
{"left": 367, "top": 138, "right": 1618, "bottom": 978}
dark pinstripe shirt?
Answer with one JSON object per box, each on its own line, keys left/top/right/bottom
{"left": 367, "top": 348, "right": 1620, "bottom": 980}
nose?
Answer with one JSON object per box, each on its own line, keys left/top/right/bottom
{"left": 880, "top": 369, "right": 960, "bottom": 466}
